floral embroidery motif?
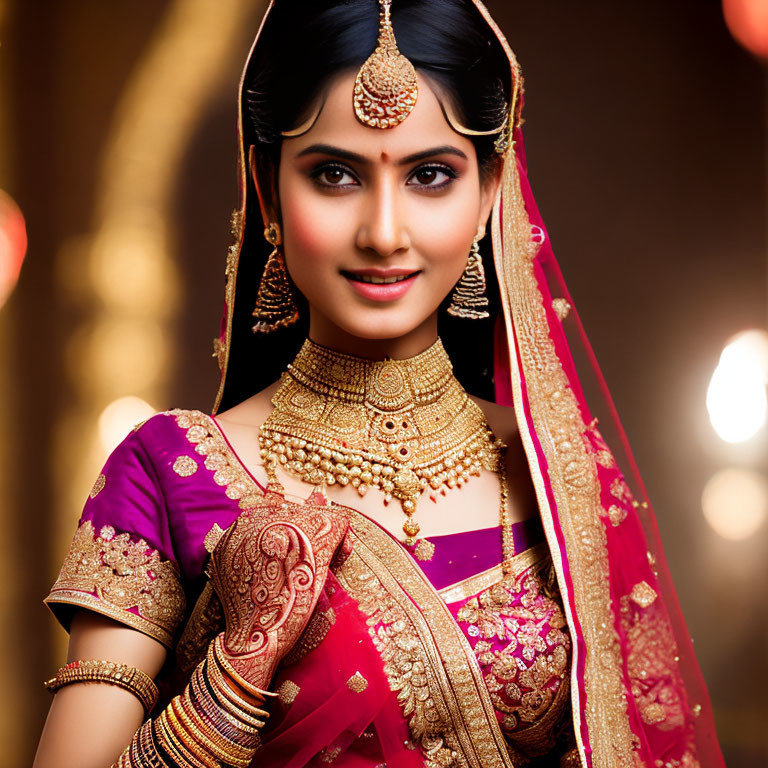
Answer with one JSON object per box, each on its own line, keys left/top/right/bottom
{"left": 346, "top": 672, "right": 368, "bottom": 693}
{"left": 89, "top": 474, "right": 106, "bottom": 499}
{"left": 172, "top": 455, "right": 198, "bottom": 477}
{"left": 454, "top": 554, "right": 571, "bottom": 758}
{"left": 619, "top": 594, "right": 693, "bottom": 739}
{"left": 45, "top": 520, "right": 186, "bottom": 646}
{"left": 169, "top": 409, "right": 263, "bottom": 509}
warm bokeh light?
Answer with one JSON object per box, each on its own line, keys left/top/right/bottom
{"left": 706, "top": 330, "right": 768, "bottom": 443}
{"left": 723, "top": 0, "right": 768, "bottom": 58}
{"left": 98, "top": 396, "right": 157, "bottom": 453}
{"left": 0, "top": 189, "right": 27, "bottom": 309}
{"left": 702, "top": 467, "right": 768, "bottom": 540}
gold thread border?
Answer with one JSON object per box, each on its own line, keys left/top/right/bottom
{"left": 43, "top": 592, "right": 173, "bottom": 647}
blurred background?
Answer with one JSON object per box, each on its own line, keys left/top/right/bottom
{"left": 1, "top": 0, "right": 765, "bottom": 765}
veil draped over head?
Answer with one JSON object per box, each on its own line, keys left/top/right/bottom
{"left": 210, "top": 2, "right": 725, "bottom": 766}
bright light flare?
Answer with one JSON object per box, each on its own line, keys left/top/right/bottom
{"left": 98, "top": 396, "right": 156, "bottom": 454}
{"left": 723, "top": 0, "right": 768, "bottom": 59}
{"left": 702, "top": 467, "right": 768, "bottom": 540}
{"left": 706, "top": 330, "right": 768, "bottom": 443}
{"left": 0, "top": 190, "right": 27, "bottom": 309}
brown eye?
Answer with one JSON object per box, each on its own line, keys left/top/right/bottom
{"left": 408, "top": 165, "right": 456, "bottom": 189}
{"left": 414, "top": 168, "right": 437, "bottom": 185}
{"left": 324, "top": 168, "right": 345, "bottom": 184}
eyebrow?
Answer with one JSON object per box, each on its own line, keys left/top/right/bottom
{"left": 295, "top": 143, "right": 469, "bottom": 165}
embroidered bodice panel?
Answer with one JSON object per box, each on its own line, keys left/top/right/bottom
{"left": 443, "top": 547, "right": 573, "bottom": 761}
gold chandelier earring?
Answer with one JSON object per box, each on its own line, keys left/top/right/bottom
{"left": 252, "top": 222, "right": 299, "bottom": 333}
{"left": 446, "top": 233, "right": 490, "bottom": 319}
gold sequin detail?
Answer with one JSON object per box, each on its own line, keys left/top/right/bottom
{"left": 346, "top": 672, "right": 368, "bottom": 694}
{"left": 44, "top": 520, "right": 186, "bottom": 646}
{"left": 89, "top": 474, "right": 106, "bottom": 499}
{"left": 172, "top": 455, "right": 198, "bottom": 477}
{"left": 630, "top": 581, "right": 658, "bottom": 609}
{"left": 551, "top": 298, "right": 572, "bottom": 321}
{"left": 319, "top": 746, "right": 342, "bottom": 763}
{"left": 276, "top": 680, "right": 300, "bottom": 706}
{"left": 607, "top": 505, "right": 627, "bottom": 527}
{"left": 413, "top": 538, "right": 435, "bottom": 561}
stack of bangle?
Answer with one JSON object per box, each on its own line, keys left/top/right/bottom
{"left": 112, "top": 634, "right": 275, "bottom": 768}
{"left": 44, "top": 659, "right": 159, "bottom": 716}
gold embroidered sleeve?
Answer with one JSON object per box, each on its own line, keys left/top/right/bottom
{"left": 44, "top": 520, "right": 186, "bottom": 647}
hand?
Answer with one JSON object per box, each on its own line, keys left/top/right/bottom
{"left": 208, "top": 488, "right": 349, "bottom": 691}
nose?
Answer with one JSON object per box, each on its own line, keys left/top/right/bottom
{"left": 355, "top": 175, "right": 410, "bottom": 258}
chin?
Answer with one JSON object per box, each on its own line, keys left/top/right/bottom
{"left": 330, "top": 308, "right": 435, "bottom": 342}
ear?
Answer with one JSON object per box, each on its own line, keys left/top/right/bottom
{"left": 477, "top": 158, "right": 504, "bottom": 234}
{"left": 248, "top": 145, "right": 280, "bottom": 227}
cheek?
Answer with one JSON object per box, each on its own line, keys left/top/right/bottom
{"left": 411, "top": 193, "right": 480, "bottom": 268}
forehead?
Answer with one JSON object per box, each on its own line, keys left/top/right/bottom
{"left": 284, "top": 70, "right": 475, "bottom": 159}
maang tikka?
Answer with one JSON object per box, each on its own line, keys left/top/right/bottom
{"left": 251, "top": 222, "right": 299, "bottom": 333}
{"left": 447, "top": 234, "right": 490, "bottom": 319}
{"left": 354, "top": 0, "right": 418, "bottom": 129}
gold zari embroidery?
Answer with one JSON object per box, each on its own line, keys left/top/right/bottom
{"left": 45, "top": 520, "right": 185, "bottom": 646}
{"left": 89, "top": 474, "right": 106, "bottom": 499}
{"left": 170, "top": 409, "right": 264, "bottom": 509}
{"left": 494, "top": 145, "right": 636, "bottom": 765}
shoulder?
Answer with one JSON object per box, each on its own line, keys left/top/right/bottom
{"left": 469, "top": 395, "right": 518, "bottom": 444}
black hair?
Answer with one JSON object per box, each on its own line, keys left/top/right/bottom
{"left": 244, "top": 0, "right": 510, "bottom": 181}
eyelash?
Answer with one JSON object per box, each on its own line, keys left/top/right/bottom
{"left": 310, "top": 162, "right": 458, "bottom": 191}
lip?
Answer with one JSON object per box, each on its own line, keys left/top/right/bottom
{"left": 341, "top": 268, "right": 421, "bottom": 302}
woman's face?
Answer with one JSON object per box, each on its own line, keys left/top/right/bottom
{"left": 271, "top": 71, "right": 500, "bottom": 357}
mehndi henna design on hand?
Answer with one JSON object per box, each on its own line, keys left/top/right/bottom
{"left": 208, "top": 486, "right": 350, "bottom": 692}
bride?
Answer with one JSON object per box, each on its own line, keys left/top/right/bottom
{"left": 34, "top": 1, "right": 725, "bottom": 766}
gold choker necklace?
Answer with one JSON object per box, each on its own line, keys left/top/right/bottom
{"left": 259, "top": 338, "right": 506, "bottom": 547}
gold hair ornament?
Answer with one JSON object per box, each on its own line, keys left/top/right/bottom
{"left": 354, "top": 0, "right": 418, "bottom": 129}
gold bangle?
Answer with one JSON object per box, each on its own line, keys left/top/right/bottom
{"left": 190, "top": 664, "right": 261, "bottom": 740}
{"left": 179, "top": 684, "right": 258, "bottom": 757}
{"left": 172, "top": 696, "right": 254, "bottom": 767}
{"left": 212, "top": 635, "right": 278, "bottom": 703}
{"left": 156, "top": 708, "right": 213, "bottom": 768}
{"left": 137, "top": 720, "right": 170, "bottom": 768}
{"left": 45, "top": 659, "right": 158, "bottom": 715}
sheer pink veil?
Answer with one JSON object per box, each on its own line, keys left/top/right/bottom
{"left": 492, "top": 108, "right": 726, "bottom": 766}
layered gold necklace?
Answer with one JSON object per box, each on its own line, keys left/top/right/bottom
{"left": 259, "top": 338, "right": 512, "bottom": 558}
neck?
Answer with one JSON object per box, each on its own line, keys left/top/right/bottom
{"left": 307, "top": 311, "right": 438, "bottom": 361}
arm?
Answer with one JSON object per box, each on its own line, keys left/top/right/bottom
{"left": 33, "top": 611, "right": 167, "bottom": 768}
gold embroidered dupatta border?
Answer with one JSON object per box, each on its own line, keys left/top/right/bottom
{"left": 337, "top": 511, "right": 514, "bottom": 768}
{"left": 491, "top": 143, "right": 639, "bottom": 765}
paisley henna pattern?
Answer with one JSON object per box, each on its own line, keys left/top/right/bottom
{"left": 208, "top": 487, "right": 349, "bottom": 690}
